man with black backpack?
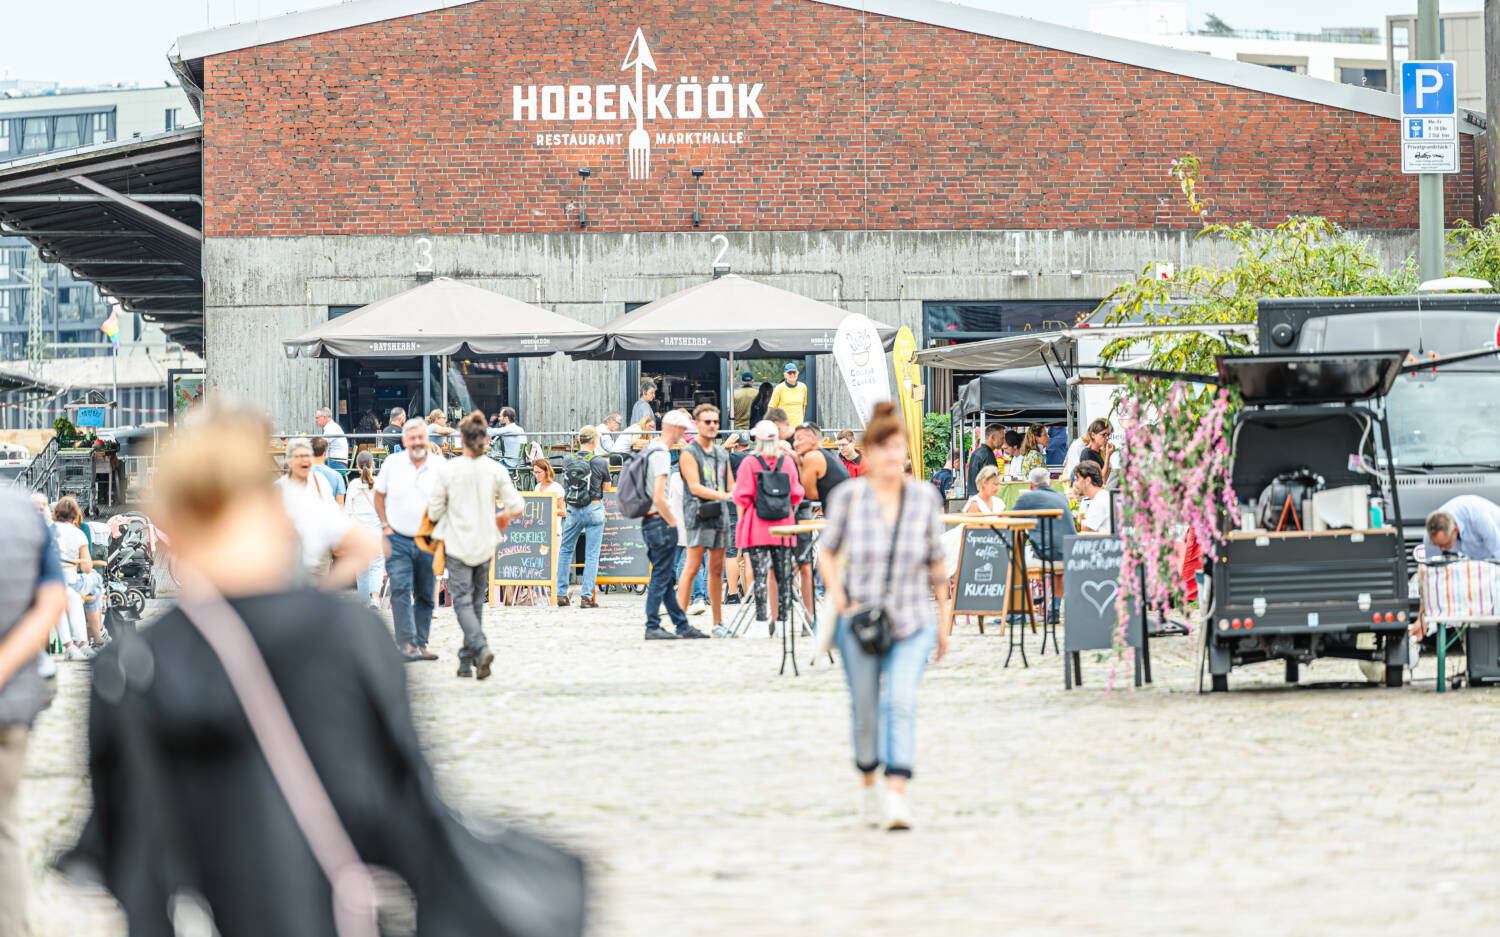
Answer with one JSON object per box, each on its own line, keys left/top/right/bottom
{"left": 555, "top": 425, "right": 611, "bottom": 608}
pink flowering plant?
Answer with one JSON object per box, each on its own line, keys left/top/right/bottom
{"left": 1108, "top": 379, "right": 1237, "bottom": 676}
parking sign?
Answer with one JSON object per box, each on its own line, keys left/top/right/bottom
{"left": 1399, "top": 61, "right": 1457, "bottom": 174}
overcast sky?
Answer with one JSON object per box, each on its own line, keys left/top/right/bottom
{"left": 0, "top": 0, "right": 1486, "bottom": 88}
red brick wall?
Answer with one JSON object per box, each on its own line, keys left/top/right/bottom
{"left": 202, "top": 0, "right": 1477, "bottom": 236}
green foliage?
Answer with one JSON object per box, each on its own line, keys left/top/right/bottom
{"left": 1098, "top": 158, "right": 1418, "bottom": 381}
{"left": 921, "top": 412, "right": 951, "bottom": 475}
{"left": 53, "top": 417, "right": 77, "bottom": 439}
{"left": 1202, "top": 13, "right": 1233, "bottom": 35}
{"left": 1447, "top": 215, "right": 1500, "bottom": 288}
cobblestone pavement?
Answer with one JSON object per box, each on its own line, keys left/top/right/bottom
{"left": 19, "top": 594, "right": 1500, "bottom": 936}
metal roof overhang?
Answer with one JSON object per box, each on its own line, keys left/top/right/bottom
{"left": 0, "top": 129, "right": 204, "bottom": 352}
{"left": 913, "top": 322, "right": 1258, "bottom": 371}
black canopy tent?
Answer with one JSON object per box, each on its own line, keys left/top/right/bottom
{"left": 954, "top": 366, "right": 1069, "bottom": 420}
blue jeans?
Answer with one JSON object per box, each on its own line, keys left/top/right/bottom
{"left": 674, "top": 546, "right": 709, "bottom": 603}
{"left": 642, "top": 516, "right": 687, "bottom": 631}
{"left": 385, "top": 533, "right": 435, "bottom": 648}
{"left": 835, "top": 619, "right": 937, "bottom": 779}
{"left": 355, "top": 549, "right": 385, "bottom": 602}
{"left": 557, "top": 502, "right": 606, "bottom": 599}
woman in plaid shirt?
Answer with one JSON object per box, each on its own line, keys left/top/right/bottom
{"left": 819, "top": 402, "right": 953, "bottom": 831}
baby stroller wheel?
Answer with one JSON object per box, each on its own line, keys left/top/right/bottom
{"left": 126, "top": 589, "right": 147, "bottom": 614}
{"left": 107, "top": 589, "right": 127, "bottom": 609}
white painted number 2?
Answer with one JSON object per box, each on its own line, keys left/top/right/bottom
{"left": 710, "top": 233, "right": 728, "bottom": 270}
{"left": 414, "top": 237, "right": 434, "bottom": 274}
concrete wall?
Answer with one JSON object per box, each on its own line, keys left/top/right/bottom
{"left": 204, "top": 226, "right": 1422, "bottom": 435}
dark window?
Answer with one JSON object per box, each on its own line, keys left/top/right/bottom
{"left": 1339, "top": 66, "right": 1387, "bottom": 90}
{"left": 922, "top": 300, "right": 1099, "bottom": 344}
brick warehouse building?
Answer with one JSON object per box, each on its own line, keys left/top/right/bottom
{"left": 165, "top": 0, "right": 1482, "bottom": 433}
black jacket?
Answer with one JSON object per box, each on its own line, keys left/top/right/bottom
{"left": 66, "top": 590, "right": 583, "bottom": 937}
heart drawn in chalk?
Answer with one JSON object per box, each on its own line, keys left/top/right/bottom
{"left": 1081, "top": 580, "right": 1118, "bottom": 616}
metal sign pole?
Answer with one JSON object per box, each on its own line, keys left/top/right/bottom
{"left": 1417, "top": 0, "right": 1443, "bottom": 282}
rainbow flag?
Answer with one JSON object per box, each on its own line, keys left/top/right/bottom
{"left": 100, "top": 308, "right": 119, "bottom": 348}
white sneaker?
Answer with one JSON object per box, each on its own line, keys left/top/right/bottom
{"left": 861, "top": 786, "right": 882, "bottom": 829}
{"left": 884, "top": 789, "right": 912, "bottom": 831}
{"left": 688, "top": 601, "right": 708, "bottom": 616}
{"left": 64, "top": 645, "right": 91, "bottom": 662}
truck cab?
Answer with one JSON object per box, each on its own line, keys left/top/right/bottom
{"left": 1207, "top": 352, "right": 1410, "bottom": 691}
{"left": 1258, "top": 295, "right": 1500, "bottom": 550}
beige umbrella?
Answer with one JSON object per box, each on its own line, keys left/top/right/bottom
{"left": 281, "top": 277, "right": 605, "bottom": 359}
{"left": 575, "top": 274, "right": 897, "bottom": 360}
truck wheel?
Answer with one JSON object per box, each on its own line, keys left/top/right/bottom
{"left": 1385, "top": 663, "right": 1403, "bottom": 688}
{"left": 1211, "top": 674, "right": 1229, "bottom": 693}
{"left": 1285, "top": 660, "right": 1299, "bottom": 684}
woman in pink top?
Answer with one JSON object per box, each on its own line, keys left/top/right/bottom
{"left": 733, "top": 420, "right": 805, "bottom": 629}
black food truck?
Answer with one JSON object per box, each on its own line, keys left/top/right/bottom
{"left": 1206, "top": 351, "right": 1410, "bottom": 691}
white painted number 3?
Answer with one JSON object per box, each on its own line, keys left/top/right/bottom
{"left": 710, "top": 233, "right": 728, "bottom": 270}
{"left": 414, "top": 237, "right": 434, "bottom": 274}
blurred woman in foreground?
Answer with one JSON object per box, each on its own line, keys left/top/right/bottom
{"left": 66, "top": 401, "right": 584, "bottom": 937}
{"left": 818, "top": 401, "right": 952, "bottom": 832}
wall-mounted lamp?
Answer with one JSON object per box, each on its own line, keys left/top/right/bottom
{"left": 577, "top": 168, "right": 591, "bottom": 228}
{"left": 1010, "top": 268, "right": 1030, "bottom": 277}
{"left": 1069, "top": 268, "right": 1084, "bottom": 278}
{"left": 691, "top": 167, "right": 705, "bottom": 227}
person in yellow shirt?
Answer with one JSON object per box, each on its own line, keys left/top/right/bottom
{"left": 768, "top": 362, "right": 808, "bottom": 428}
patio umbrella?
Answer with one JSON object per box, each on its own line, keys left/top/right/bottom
{"left": 281, "top": 277, "right": 605, "bottom": 359}
{"left": 575, "top": 274, "right": 899, "bottom": 360}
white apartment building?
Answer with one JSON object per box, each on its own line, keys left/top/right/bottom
{"left": 0, "top": 84, "right": 197, "bottom": 361}
{"left": 1088, "top": 1, "right": 1389, "bottom": 89}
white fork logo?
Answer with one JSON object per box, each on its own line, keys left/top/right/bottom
{"left": 621, "top": 28, "right": 656, "bottom": 180}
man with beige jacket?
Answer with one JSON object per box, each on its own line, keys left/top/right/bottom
{"left": 427, "top": 410, "right": 525, "bottom": 679}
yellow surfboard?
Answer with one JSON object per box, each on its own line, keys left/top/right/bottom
{"left": 892, "top": 326, "right": 925, "bottom": 480}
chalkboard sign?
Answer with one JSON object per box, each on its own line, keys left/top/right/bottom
{"left": 1062, "top": 535, "right": 1142, "bottom": 653}
{"left": 597, "top": 490, "right": 651, "bottom": 584}
{"left": 953, "top": 524, "right": 1016, "bottom": 617}
{"left": 489, "top": 491, "right": 559, "bottom": 599}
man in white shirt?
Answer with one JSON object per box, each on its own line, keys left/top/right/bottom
{"left": 595, "top": 412, "right": 632, "bottom": 456}
{"left": 275, "top": 437, "right": 377, "bottom": 588}
{"left": 488, "top": 406, "right": 528, "bottom": 469}
{"left": 374, "top": 418, "right": 441, "bottom": 662}
{"left": 1072, "top": 460, "right": 1112, "bottom": 534}
{"left": 315, "top": 407, "right": 349, "bottom": 469}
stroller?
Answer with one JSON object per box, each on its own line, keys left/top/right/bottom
{"left": 103, "top": 513, "right": 172, "bottom": 616}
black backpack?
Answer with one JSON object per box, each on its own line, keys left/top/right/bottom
{"left": 561, "top": 454, "right": 594, "bottom": 508}
{"left": 753, "top": 456, "right": 793, "bottom": 521}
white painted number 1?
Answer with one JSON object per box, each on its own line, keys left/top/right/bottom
{"left": 710, "top": 233, "right": 728, "bottom": 269}
{"left": 414, "top": 237, "right": 434, "bottom": 274}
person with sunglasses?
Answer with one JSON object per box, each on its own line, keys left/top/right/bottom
{"left": 677, "top": 404, "right": 733, "bottom": 637}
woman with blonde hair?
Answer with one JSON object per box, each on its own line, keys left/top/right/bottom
{"left": 1016, "top": 424, "right": 1045, "bottom": 476}
{"left": 66, "top": 400, "right": 586, "bottom": 935}
{"left": 426, "top": 408, "right": 456, "bottom": 436}
{"left": 818, "top": 401, "right": 952, "bottom": 831}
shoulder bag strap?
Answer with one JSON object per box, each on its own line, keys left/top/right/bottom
{"left": 176, "top": 593, "right": 377, "bottom": 937}
{"left": 879, "top": 484, "right": 907, "bottom": 604}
